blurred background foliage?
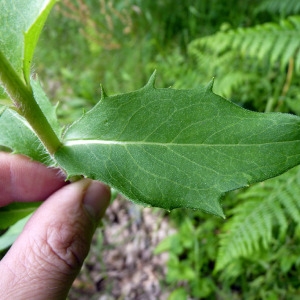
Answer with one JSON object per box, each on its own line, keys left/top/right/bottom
{"left": 30, "top": 0, "right": 300, "bottom": 298}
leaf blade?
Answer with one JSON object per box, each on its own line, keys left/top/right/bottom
{"left": 0, "top": 202, "right": 40, "bottom": 229}
{"left": 23, "top": 1, "right": 56, "bottom": 83}
{"left": 0, "top": 0, "right": 56, "bottom": 81}
{"left": 0, "top": 107, "right": 54, "bottom": 165}
{"left": 55, "top": 80, "right": 300, "bottom": 216}
{"left": 0, "top": 215, "right": 31, "bottom": 251}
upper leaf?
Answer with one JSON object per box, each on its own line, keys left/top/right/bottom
{"left": 55, "top": 75, "right": 300, "bottom": 217}
{"left": 0, "top": 0, "right": 56, "bottom": 83}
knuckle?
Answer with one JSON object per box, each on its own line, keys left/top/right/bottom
{"left": 30, "top": 219, "right": 92, "bottom": 275}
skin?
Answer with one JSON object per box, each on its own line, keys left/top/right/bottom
{"left": 0, "top": 152, "right": 110, "bottom": 299}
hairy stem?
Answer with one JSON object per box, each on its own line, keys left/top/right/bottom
{"left": 0, "top": 50, "right": 61, "bottom": 155}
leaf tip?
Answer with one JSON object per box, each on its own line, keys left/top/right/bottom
{"left": 205, "top": 77, "right": 215, "bottom": 91}
{"left": 220, "top": 211, "right": 226, "bottom": 219}
{"left": 207, "top": 206, "right": 226, "bottom": 219}
{"left": 100, "top": 84, "right": 108, "bottom": 99}
{"left": 145, "top": 70, "right": 157, "bottom": 89}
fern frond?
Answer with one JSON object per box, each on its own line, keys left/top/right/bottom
{"left": 188, "top": 44, "right": 260, "bottom": 98}
{"left": 214, "top": 71, "right": 259, "bottom": 98}
{"left": 215, "top": 166, "right": 300, "bottom": 273}
{"left": 256, "top": 0, "right": 300, "bottom": 16}
{"left": 189, "top": 15, "right": 300, "bottom": 72}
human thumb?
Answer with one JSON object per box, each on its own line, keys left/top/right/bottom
{"left": 0, "top": 179, "right": 110, "bottom": 300}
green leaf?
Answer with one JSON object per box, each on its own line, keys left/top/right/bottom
{"left": 214, "top": 165, "right": 300, "bottom": 273}
{"left": 0, "top": 215, "right": 31, "bottom": 251}
{"left": 0, "top": 1, "right": 61, "bottom": 155}
{"left": 23, "top": 1, "right": 57, "bottom": 83}
{"left": 168, "top": 288, "right": 188, "bottom": 300}
{"left": 0, "top": 0, "right": 56, "bottom": 82}
{"left": 0, "top": 202, "right": 40, "bottom": 229}
{"left": 0, "top": 108, "right": 54, "bottom": 165}
{"left": 31, "top": 78, "right": 62, "bottom": 137}
{"left": 55, "top": 75, "right": 300, "bottom": 217}
{"left": 154, "top": 235, "right": 177, "bottom": 254}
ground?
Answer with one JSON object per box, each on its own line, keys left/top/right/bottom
{"left": 68, "top": 196, "right": 175, "bottom": 300}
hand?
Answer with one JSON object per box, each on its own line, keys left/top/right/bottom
{"left": 0, "top": 152, "right": 110, "bottom": 299}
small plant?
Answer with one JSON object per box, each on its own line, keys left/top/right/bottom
{"left": 1, "top": 0, "right": 300, "bottom": 230}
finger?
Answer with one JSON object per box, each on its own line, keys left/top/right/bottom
{"left": 0, "top": 152, "right": 66, "bottom": 206}
{"left": 0, "top": 178, "right": 110, "bottom": 300}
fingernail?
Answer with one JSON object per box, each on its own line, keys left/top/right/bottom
{"left": 83, "top": 180, "right": 110, "bottom": 220}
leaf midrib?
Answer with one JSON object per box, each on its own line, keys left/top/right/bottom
{"left": 64, "top": 139, "right": 300, "bottom": 147}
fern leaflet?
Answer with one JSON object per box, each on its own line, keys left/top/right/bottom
{"left": 215, "top": 166, "right": 300, "bottom": 273}
{"left": 256, "top": 0, "right": 300, "bottom": 16}
{"left": 189, "top": 15, "right": 300, "bottom": 73}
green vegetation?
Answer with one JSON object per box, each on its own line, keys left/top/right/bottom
{"left": 157, "top": 167, "right": 300, "bottom": 299}
{"left": 2, "top": 0, "right": 300, "bottom": 298}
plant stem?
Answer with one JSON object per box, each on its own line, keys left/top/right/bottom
{"left": 0, "top": 51, "right": 61, "bottom": 155}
